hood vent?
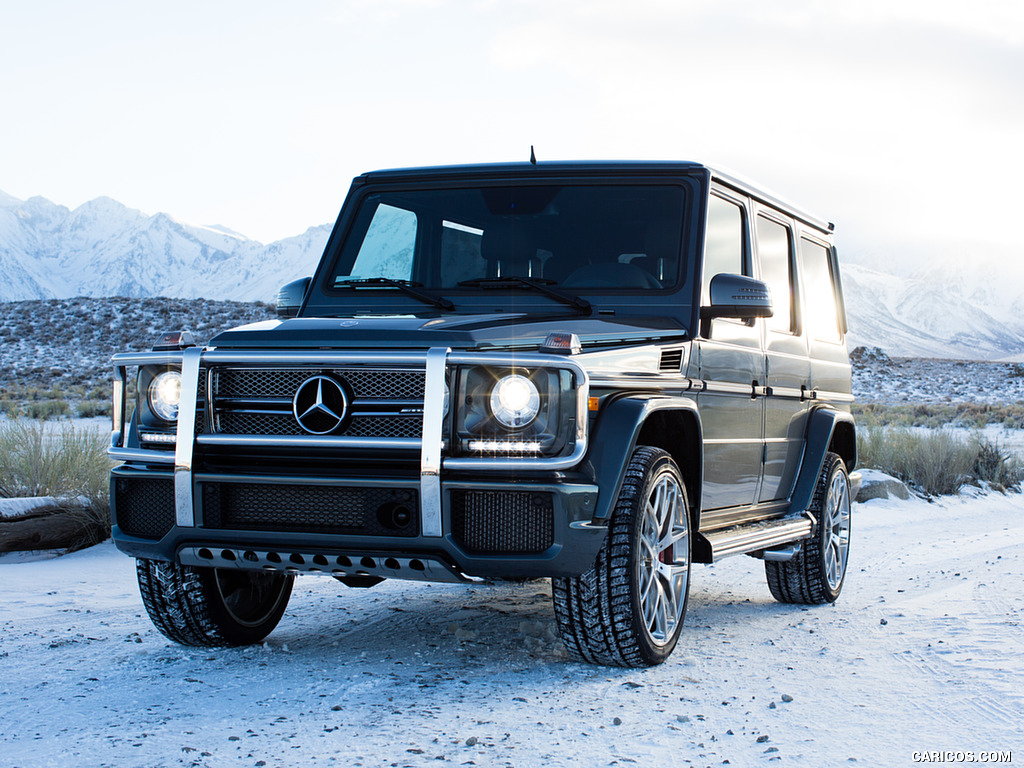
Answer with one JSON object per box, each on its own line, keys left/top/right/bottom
{"left": 659, "top": 349, "right": 683, "bottom": 372}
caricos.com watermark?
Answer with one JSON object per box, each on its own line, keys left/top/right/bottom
{"left": 912, "top": 752, "right": 1012, "bottom": 764}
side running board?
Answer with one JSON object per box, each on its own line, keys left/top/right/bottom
{"left": 701, "top": 515, "right": 814, "bottom": 562}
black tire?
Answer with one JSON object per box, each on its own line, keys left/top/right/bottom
{"left": 553, "top": 446, "right": 691, "bottom": 667}
{"left": 136, "top": 559, "right": 293, "bottom": 646}
{"left": 766, "top": 452, "right": 852, "bottom": 604}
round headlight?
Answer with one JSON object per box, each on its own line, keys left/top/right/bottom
{"left": 490, "top": 374, "right": 540, "bottom": 428}
{"left": 149, "top": 370, "right": 182, "bottom": 422}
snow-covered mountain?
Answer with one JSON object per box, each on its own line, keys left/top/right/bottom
{"left": 0, "top": 191, "right": 330, "bottom": 303}
{"left": 842, "top": 263, "right": 1024, "bottom": 361}
{"left": 2, "top": 189, "right": 1023, "bottom": 360}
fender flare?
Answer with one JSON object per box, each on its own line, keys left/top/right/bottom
{"left": 789, "top": 406, "right": 857, "bottom": 514}
{"left": 583, "top": 395, "right": 702, "bottom": 523}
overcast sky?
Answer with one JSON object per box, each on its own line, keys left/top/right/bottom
{"left": 2, "top": 0, "right": 1021, "bottom": 273}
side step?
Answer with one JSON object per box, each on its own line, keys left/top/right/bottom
{"left": 702, "top": 516, "right": 813, "bottom": 562}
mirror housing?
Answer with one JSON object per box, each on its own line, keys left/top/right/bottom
{"left": 276, "top": 277, "right": 312, "bottom": 318}
{"left": 700, "top": 273, "right": 773, "bottom": 321}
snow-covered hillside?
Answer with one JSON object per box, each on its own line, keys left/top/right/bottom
{"left": 0, "top": 191, "right": 329, "bottom": 303}
{"left": 0, "top": 297, "right": 273, "bottom": 391}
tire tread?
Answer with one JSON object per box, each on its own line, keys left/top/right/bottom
{"left": 553, "top": 446, "right": 689, "bottom": 667}
{"left": 137, "top": 559, "right": 225, "bottom": 646}
{"left": 136, "top": 559, "right": 292, "bottom": 647}
{"left": 765, "top": 452, "right": 848, "bottom": 605}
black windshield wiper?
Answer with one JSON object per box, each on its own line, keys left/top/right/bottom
{"left": 334, "top": 277, "right": 455, "bottom": 311}
{"left": 456, "top": 276, "right": 591, "bottom": 314}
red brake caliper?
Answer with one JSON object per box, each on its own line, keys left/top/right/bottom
{"left": 658, "top": 543, "right": 673, "bottom": 564}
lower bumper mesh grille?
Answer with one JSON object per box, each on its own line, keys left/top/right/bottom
{"left": 114, "top": 476, "right": 175, "bottom": 540}
{"left": 450, "top": 490, "right": 555, "bottom": 554}
{"left": 215, "top": 412, "right": 422, "bottom": 438}
{"left": 201, "top": 483, "right": 419, "bottom": 537}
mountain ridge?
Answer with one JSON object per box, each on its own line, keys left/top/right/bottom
{"left": 0, "top": 190, "right": 328, "bottom": 304}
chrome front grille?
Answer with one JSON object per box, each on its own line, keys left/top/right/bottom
{"left": 215, "top": 368, "right": 309, "bottom": 399}
{"left": 209, "top": 366, "right": 426, "bottom": 440}
{"left": 213, "top": 368, "right": 424, "bottom": 401}
{"left": 338, "top": 369, "right": 424, "bottom": 400}
{"left": 216, "top": 412, "right": 302, "bottom": 436}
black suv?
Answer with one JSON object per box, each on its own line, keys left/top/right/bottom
{"left": 109, "top": 161, "right": 857, "bottom": 667}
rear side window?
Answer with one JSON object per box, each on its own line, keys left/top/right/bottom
{"left": 703, "top": 195, "right": 746, "bottom": 299}
{"left": 756, "top": 215, "right": 795, "bottom": 333}
{"left": 800, "top": 238, "right": 840, "bottom": 342}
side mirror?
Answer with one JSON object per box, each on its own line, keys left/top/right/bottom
{"left": 700, "top": 273, "right": 773, "bottom": 321}
{"left": 276, "top": 277, "right": 312, "bottom": 318}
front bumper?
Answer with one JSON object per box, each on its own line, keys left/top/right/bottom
{"left": 110, "top": 464, "right": 604, "bottom": 579}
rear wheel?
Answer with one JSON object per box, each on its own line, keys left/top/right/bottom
{"left": 766, "top": 452, "right": 851, "bottom": 604}
{"left": 136, "top": 559, "right": 293, "bottom": 646}
{"left": 553, "top": 446, "right": 691, "bottom": 667}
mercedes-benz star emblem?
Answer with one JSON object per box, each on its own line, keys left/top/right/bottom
{"left": 292, "top": 375, "right": 349, "bottom": 435}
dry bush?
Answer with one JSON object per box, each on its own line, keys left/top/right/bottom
{"left": 25, "top": 399, "right": 70, "bottom": 420}
{"left": 0, "top": 420, "right": 114, "bottom": 529}
{"left": 76, "top": 400, "right": 112, "bottom": 418}
{"left": 857, "top": 426, "right": 1023, "bottom": 496}
{"left": 972, "top": 437, "right": 1024, "bottom": 489}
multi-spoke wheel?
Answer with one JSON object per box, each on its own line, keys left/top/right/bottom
{"left": 636, "top": 462, "right": 690, "bottom": 648}
{"left": 136, "top": 559, "right": 293, "bottom": 646}
{"left": 553, "top": 446, "right": 691, "bottom": 667}
{"left": 766, "top": 451, "right": 852, "bottom": 604}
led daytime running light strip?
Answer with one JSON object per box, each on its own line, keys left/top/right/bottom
{"left": 467, "top": 440, "right": 543, "bottom": 453}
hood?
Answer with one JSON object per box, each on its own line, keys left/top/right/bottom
{"left": 209, "top": 313, "right": 688, "bottom": 351}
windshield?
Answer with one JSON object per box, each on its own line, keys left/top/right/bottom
{"left": 327, "top": 184, "right": 688, "bottom": 295}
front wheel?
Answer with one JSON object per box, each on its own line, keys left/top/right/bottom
{"left": 136, "top": 559, "right": 293, "bottom": 646}
{"left": 553, "top": 446, "right": 691, "bottom": 667}
{"left": 766, "top": 452, "right": 852, "bottom": 604}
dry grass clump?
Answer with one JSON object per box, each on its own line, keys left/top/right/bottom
{"left": 857, "top": 426, "right": 1024, "bottom": 496}
{"left": 971, "top": 438, "right": 1024, "bottom": 490}
{"left": 0, "top": 420, "right": 114, "bottom": 549}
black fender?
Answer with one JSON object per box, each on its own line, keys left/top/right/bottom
{"left": 584, "top": 395, "right": 703, "bottom": 524}
{"left": 789, "top": 406, "right": 857, "bottom": 515}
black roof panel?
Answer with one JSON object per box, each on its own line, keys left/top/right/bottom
{"left": 356, "top": 160, "right": 832, "bottom": 234}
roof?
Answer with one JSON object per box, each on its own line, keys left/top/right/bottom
{"left": 356, "top": 160, "right": 833, "bottom": 234}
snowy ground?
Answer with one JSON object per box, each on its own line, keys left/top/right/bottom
{"left": 1, "top": 491, "right": 1022, "bottom": 767}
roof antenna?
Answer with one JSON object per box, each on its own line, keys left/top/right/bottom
{"left": 530, "top": 145, "right": 537, "bottom": 165}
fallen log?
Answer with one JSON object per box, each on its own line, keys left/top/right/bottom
{"left": 0, "top": 509, "right": 106, "bottom": 553}
{"left": 0, "top": 496, "right": 61, "bottom": 519}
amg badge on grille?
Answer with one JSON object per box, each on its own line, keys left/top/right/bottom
{"left": 292, "top": 375, "right": 349, "bottom": 434}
